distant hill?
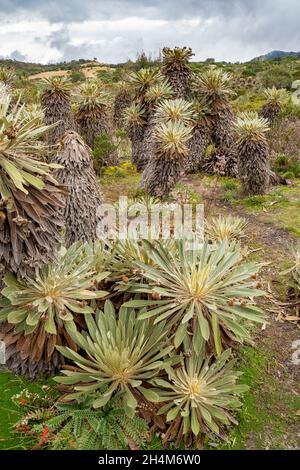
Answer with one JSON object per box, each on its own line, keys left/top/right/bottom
{"left": 252, "top": 50, "right": 300, "bottom": 61}
{"left": 0, "top": 58, "right": 103, "bottom": 77}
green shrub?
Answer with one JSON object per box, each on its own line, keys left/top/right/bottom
{"left": 70, "top": 70, "right": 85, "bottom": 83}
{"left": 241, "top": 195, "right": 268, "bottom": 208}
{"left": 222, "top": 181, "right": 238, "bottom": 191}
{"left": 272, "top": 154, "right": 300, "bottom": 177}
{"left": 93, "top": 133, "right": 119, "bottom": 173}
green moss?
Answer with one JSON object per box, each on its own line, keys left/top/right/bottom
{"left": 262, "top": 207, "right": 300, "bottom": 237}
{"left": 272, "top": 154, "right": 300, "bottom": 178}
{"left": 219, "top": 347, "right": 268, "bottom": 449}
{"left": 238, "top": 194, "right": 270, "bottom": 209}
{"left": 221, "top": 190, "right": 237, "bottom": 203}
{"left": 222, "top": 181, "right": 238, "bottom": 191}
{"left": 233, "top": 187, "right": 300, "bottom": 236}
{"left": 173, "top": 182, "right": 203, "bottom": 204}
{"left": 215, "top": 346, "right": 300, "bottom": 450}
{"left": 236, "top": 187, "right": 300, "bottom": 237}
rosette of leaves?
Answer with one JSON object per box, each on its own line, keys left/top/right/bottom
{"left": 260, "top": 87, "right": 286, "bottom": 125}
{"left": 144, "top": 81, "right": 174, "bottom": 106}
{"left": 153, "top": 98, "right": 196, "bottom": 126}
{"left": 123, "top": 239, "right": 265, "bottom": 354}
{"left": 0, "top": 93, "right": 60, "bottom": 196}
{"left": 153, "top": 349, "right": 248, "bottom": 446}
{"left": 128, "top": 68, "right": 163, "bottom": 101}
{"left": 55, "top": 300, "right": 175, "bottom": 417}
{"left": 107, "top": 237, "right": 176, "bottom": 286}
{"left": 1, "top": 242, "right": 109, "bottom": 334}
{"left": 0, "top": 242, "right": 109, "bottom": 378}
{"left": 205, "top": 215, "right": 247, "bottom": 243}
{"left": 193, "top": 68, "right": 233, "bottom": 111}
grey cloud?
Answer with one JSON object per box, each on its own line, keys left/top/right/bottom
{"left": 0, "top": 0, "right": 281, "bottom": 22}
{"left": 48, "top": 26, "right": 140, "bottom": 63}
{"left": 0, "top": 49, "right": 26, "bottom": 61}
{"left": 0, "top": 1, "right": 299, "bottom": 63}
{"left": 0, "top": 0, "right": 89, "bottom": 22}
{"left": 9, "top": 49, "right": 27, "bottom": 61}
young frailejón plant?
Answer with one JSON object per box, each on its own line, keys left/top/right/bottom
{"left": 52, "top": 131, "right": 103, "bottom": 247}
{"left": 0, "top": 90, "right": 66, "bottom": 276}
{"left": 162, "top": 47, "right": 194, "bottom": 99}
{"left": 154, "top": 348, "right": 248, "bottom": 447}
{"left": 141, "top": 121, "right": 192, "bottom": 197}
{"left": 124, "top": 240, "right": 265, "bottom": 355}
{"left": 235, "top": 112, "right": 270, "bottom": 195}
{"left": 0, "top": 242, "right": 108, "bottom": 378}
{"left": 205, "top": 215, "right": 247, "bottom": 243}
{"left": 41, "top": 76, "right": 75, "bottom": 146}
{"left": 55, "top": 300, "right": 174, "bottom": 417}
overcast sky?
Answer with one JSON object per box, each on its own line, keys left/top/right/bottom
{"left": 0, "top": 0, "right": 299, "bottom": 64}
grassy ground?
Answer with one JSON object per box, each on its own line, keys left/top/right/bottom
{"left": 0, "top": 373, "right": 55, "bottom": 449}
{"left": 210, "top": 175, "right": 300, "bottom": 237}
{"left": 0, "top": 170, "right": 299, "bottom": 450}
{"left": 220, "top": 343, "right": 300, "bottom": 450}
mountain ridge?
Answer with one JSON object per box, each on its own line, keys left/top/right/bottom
{"left": 252, "top": 50, "right": 300, "bottom": 61}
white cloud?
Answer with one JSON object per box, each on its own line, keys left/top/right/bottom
{"left": 0, "top": 19, "right": 61, "bottom": 62}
